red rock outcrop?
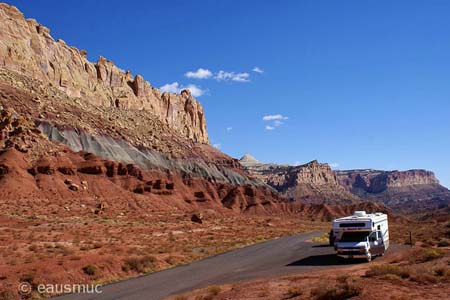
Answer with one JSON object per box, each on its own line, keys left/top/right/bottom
{"left": 336, "top": 169, "right": 450, "bottom": 212}
{"left": 240, "top": 154, "right": 361, "bottom": 205}
{"left": 0, "top": 107, "right": 287, "bottom": 216}
{"left": 0, "top": 3, "right": 208, "bottom": 143}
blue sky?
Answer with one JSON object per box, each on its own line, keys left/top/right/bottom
{"left": 7, "top": 0, "right": 450, "bottom": 187}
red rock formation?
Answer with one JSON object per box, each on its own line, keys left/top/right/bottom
{"left": 336, "top": 169, "right": 450, "bottom": 212}
{"left": 0, "top": 107, "right": 288, "bottom": 216}
{"left": 240, "top": 155, "right": 361, "bottom": 205}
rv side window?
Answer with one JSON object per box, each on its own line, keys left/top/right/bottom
{"left": 377, "top": 231, "right": 383, "bottom": 240}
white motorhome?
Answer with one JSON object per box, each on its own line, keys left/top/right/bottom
{"left": 330, "top": 211, "right": 389, "bottom": 262}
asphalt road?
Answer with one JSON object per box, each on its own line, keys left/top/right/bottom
{"left": 53, "top": 231, "right": 400, "bottom": 300}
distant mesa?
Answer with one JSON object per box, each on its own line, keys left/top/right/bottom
{"left": 240, "top": 154, "right": 450, "bottom": 212}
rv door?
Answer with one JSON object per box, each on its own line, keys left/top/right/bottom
{"left": 368, "top": 231, "right": 384, "bottom": 255}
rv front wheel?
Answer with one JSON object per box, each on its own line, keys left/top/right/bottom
{"left": 366, "top": 253, "right": 372, "bottom": 262}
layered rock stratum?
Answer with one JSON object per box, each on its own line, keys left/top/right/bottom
{"left": 336, "top": 169, "right": 450, "bottom": 211}
{"left": 241, "top": 154, "right": 450, "bottom": 212}
{"left": 240, "top": 154, "right": 362, "bottom": 205}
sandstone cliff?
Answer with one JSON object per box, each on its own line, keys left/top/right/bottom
{"left": 0, "top": 3, "right": 289, "bottom": 216}
{"left": 0, "top": 3, "right": 208, "bottom": 143}
{"left": 240, "top": 154, "right": 361, "bottom": 205}
{"left": 336, "top": 169, "right": 450, "bottom": 211}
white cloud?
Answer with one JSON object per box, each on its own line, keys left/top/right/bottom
{"left": 273, "top": 120, "right": 284, "bottom": 127}
{"left": 329, "top": 162, "right": 339, "bottom": 168}
{"left": 263, "top": 114, "right": 288, "bottom": 131}
{"left": 159, "top": 82, "right": 207, "bottom": 97}
{"left": 226, "top": 127, "right": 233, "bottom": 132}
{"left": 215, "top": 70, "right": 250, "bottom": 82}
{"left": 213, "top": 143, "right": 221, "bottom": 149}
{"left": 185, "top": 68, "right": 212, "bottom": 79}
{"left": 160, "top": 82, "right": 180, "bottom": 94}
{"left": 183, "top": 84, "right": 207, "bottom": 97}
{"left": 262, "top": 114, "right": 289, "bottom": 121}
{"left": 252, "top": 67, "right": 264, "bottom": 73}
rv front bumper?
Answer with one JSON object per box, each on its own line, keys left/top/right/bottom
{"left": 336, "top": 249, "right": 369, "bottom": 259}
{"left": 337, "top": 254, "right": 369, "bottom": 259}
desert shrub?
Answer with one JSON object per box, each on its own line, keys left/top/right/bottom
{"left": 62, "top": 247, "right": 74, "bottom": 256}
{"left": 311, "top": 233, "right": 329, "bottom": 243}
{"left": 336, "top": 274, "right": 349, "bottom": 283}
{"left": 208, "top": 285, "right": 221, "bottom": 295}
{"left": 417, "top": 248, "right": 444, "bottom": 262}
{"left": 421, "top": 239, "right": 435, "bottom": 247}
{"left": 165, "top": 256, "right": 178, "bottom": 265}
{"left": 366, "top": 264, "right": 410, "bottom": 279}
{"left": 437, "top": 239, "right": 450, "bottom": 247}
{"left": 434, "top": 267, "right": 446, "bottom": 277}
{"left": 122, "top": 255, "right": 156, "bottom": 273}
{"left": 0, "top": 290, "right": 16, "bottom": 300}
{"left": 310, "top": 279, "right": 361, "bottom": 300}
{"left": 286, "top": 286, "right": 303, "bottom": 298}
{"left": 20, "top": 272, "right": 36, "bottom": 284}
{"left": 382, "top": 273, "right": 404, "bottom": 283}
{"left": 82, "top": 264, "right": 98, "bottom": 276}
{"left": 28, "top": 244, "right": 38, "bottom": 252}
{"left": 93, "top": 243, "right": 103, "bottom": 249}
{"left": 174, "top": 296, "right": 188, "bottom": 300}
{"left": 410, "top": 272, "right": 438, "bottom": 284}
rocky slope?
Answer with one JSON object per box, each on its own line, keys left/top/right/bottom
{"left": 336, "top": 169, "right": 450, "bottom": 212}
{"left": 240, "top": 154, "right": 361, "bottom": 205}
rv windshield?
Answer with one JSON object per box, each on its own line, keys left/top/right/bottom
{"left": 340, "top": 231, "right": 370, "bottom": 243}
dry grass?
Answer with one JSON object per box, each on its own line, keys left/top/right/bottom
{"left": 412, "top": 248, "right": 445, "bottom": 263}
{"left": 311, "top": 233, "right": 329, "bottom": 243}
{"left": 366, "top": 264, "right": 411, "bottom": 279}
{"left": 367, "top": 247, "right": 450, "bottom": 285}
{"left": 310, "top": 277, "right": 362, "bottom": 300}
{"left": 285, "top": 286, "right": 303, "bottom": 299}
{"left": 207, "top": 285, "right": 221, "bottom": 296}
{"left": 122, "top": 255, "right": 157, "bottom": 273}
